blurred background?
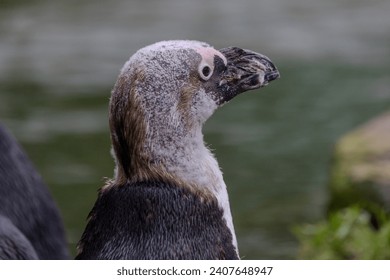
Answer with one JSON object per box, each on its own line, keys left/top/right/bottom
{"left": 0, "top": 0, "right": 389, "bottom": 259}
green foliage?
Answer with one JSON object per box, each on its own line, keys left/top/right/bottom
{"left": 294, "top": 206, "right": 390, "bottom": 259}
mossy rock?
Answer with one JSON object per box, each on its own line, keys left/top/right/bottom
{"left": 328, "top": 111, "right": 390, "bottom": 214}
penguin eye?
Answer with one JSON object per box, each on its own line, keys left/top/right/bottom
{"left": 198, "top": 62, "right": 214, "bottom": 81}
{"left": 203, "top": 66, "right": 211, "bottom": 77}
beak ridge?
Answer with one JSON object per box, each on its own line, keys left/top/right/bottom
{"left": 219, "top": 47, "right": 280, "bottom": 92}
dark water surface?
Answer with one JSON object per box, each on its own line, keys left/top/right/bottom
{"left": 1, "top": 0, "right": 389, "bottom": 259}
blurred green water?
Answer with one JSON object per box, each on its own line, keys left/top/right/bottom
{"left": 1, "top": 0, "right": 390, "bottom": 259}
{"left": 2, "top": 61, "right": 389, "bottom": 258}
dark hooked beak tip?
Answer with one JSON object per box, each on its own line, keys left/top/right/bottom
{"left": 258, "top": 55, "right": 280, "bottom": 83}
{"left": 265, "top": 71, "right": 280, "bottom": 82}
{"left": 219, "top": 46, "right": 280, "bottom": 92}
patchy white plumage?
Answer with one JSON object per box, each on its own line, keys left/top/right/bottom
{"left": 77, "top": 40, "right": 279, "bottom": 260}
{"left": 117, "top": 40, "right": 239, "bottom": 250}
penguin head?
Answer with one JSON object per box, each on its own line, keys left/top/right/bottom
{"left": 109, "top": 40, "right": 279, "bottom": 182}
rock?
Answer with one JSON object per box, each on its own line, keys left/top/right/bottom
{"left": 328, "top": 111, "right": 390, "bottom": 213}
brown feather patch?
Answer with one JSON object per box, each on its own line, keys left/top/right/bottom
{"left": 107, "top": 67, "right": 213, "bottom": 200}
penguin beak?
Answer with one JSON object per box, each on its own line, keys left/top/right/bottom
{"left": 217, "top": 47, "right": 280, "bottom": 103}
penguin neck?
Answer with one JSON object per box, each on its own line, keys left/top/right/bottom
{"left": 144, "top": 124, "right": 239, "bottom": 252}
{"left": 111, "top": 115, "right": 239, "bottom": 253}
{"left": 146, "top": 124, "right": 219, "bottom": 192}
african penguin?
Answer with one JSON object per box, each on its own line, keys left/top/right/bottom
{"left": 76, "top": 40, "right": 279, "bottom": 260}
{"left": 0, "top": 123, "right": 69, "bottom": 259}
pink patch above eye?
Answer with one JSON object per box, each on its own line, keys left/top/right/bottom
{"left": 196, "top": 47, "right": 227, "bottom": 66}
